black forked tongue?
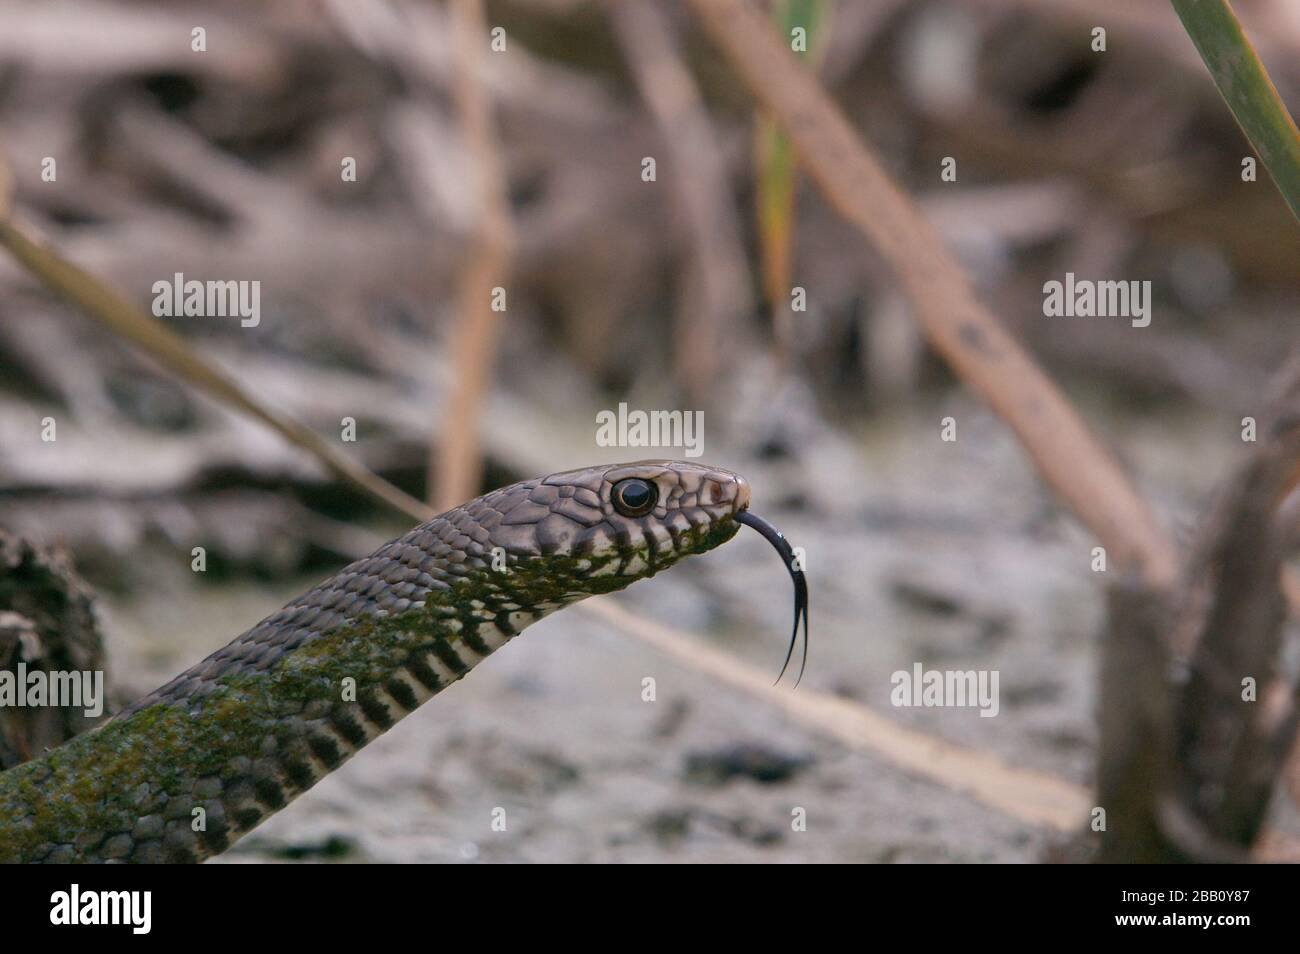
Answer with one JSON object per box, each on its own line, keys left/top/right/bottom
{"left": 735, "top": 510, "right": 809, "bottom": 688}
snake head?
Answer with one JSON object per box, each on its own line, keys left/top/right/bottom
{"left": 474, "top": 460, "right": 751, "bottom": 583}
{"left": 460, "top": 460, "right": 805, "bottom": 685}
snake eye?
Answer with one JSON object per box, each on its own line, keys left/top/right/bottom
{"left": 611, "top": 478, "right": 658, "bottom": 517}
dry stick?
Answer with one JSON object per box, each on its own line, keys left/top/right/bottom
{"left": 684, "top": 0, "right": 1179, "bottom": 589}
{"left": 608, "top": 0, "right": 753, "bottom": 401}
{"left": 0, "top": 149, "right": 11, "bottom": 220}
{"left": 583, "top": 599, "right": 1090, "bottom": 830}
{"left": 432, "top": 0, "right": 515, "bottom": 512}
{"left": 0, "top": 218, "right": 436, "bottom": 524}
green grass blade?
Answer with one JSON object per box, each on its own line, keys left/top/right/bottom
{"left": 1171, "top": 0, "right": 1300, "bottom": 224}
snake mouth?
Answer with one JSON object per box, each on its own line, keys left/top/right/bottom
{"left": 735, "top": 509, "right": 809, "bottom": 688}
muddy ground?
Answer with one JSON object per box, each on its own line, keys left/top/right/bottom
{"left": 78, "top": 391, "right": 1251, "bottom": 864}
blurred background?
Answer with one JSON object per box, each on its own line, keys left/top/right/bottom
{"left": 0, "top": 0, "right": 1297, "bottom": 862}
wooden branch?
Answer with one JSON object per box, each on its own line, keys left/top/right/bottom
{"left": 432, "top": 0, "right": 515, "bottom": 511}
{"left": 608, "top": 0, "right": 753, "bottom": 400}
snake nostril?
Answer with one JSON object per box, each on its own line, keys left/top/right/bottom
{"left": 733, "top": 479, "right": 752, "bottom": 513}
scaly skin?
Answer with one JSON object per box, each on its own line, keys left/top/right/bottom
{"left": 0, "top": 461, "right": 749, "bottom": 862}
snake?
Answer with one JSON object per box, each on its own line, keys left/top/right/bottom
{"left": 0, "top": 460, "right": 808, "bottom": 863}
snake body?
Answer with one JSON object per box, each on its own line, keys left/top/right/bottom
{"left": 0, "top": 461, "right": 749, "bottom": 862}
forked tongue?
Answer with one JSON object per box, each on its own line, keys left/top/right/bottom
{"left": 735, "top": 510, "right": 809, "bottom": 687}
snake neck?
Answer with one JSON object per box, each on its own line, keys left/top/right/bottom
{"left": 0, "top": 571, "right": 572, "bottom": 864}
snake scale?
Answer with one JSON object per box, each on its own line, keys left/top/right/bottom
{"left": 0, "top": 460, "right": 807, "bottom": 863}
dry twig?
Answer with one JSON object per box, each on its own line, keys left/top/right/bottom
{"left": 432, "top": 0, "right": 515, "bottom": 511}
{"left": 607, "top": 0, "right": 752, "bottom": 400}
